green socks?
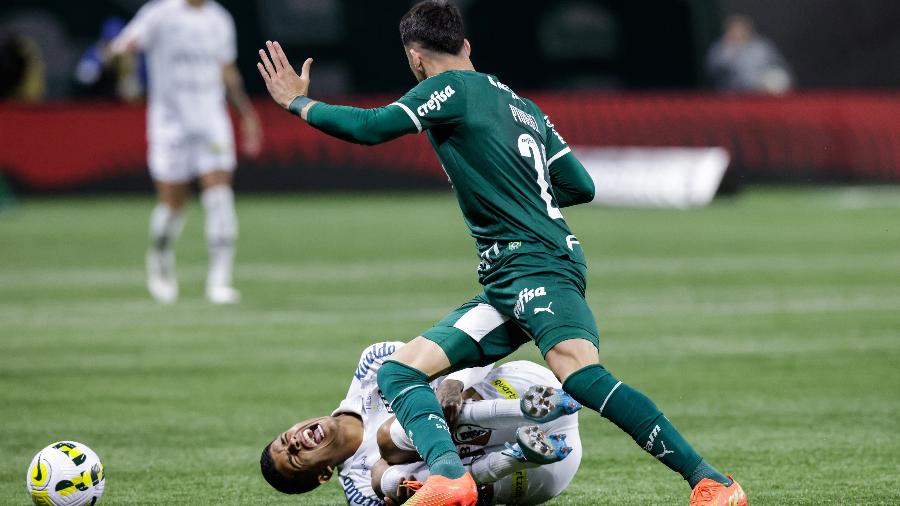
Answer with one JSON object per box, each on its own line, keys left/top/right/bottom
{"left": 563, "top": 364, "right": 731, "bottom": 488}
{"left": 377, "top": 360, "right": 466, "bottom": 479}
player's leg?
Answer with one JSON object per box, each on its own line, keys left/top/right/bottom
{"left": 375, "top": 296, "right": 525, "bottom": 502}
{"left": 489, "top": 254, "right": 745, "bottom": 503}
{"left": 196, "top": 118, "right": 240, "bottom": 304}
{"left": 377, "top": 335, "right": 462, "bottom": 478}
{"left": 548, "top": 339, "right": 745, "bottom": 503}
{"left": 198, "top": 169, "right": 239, "bottom": 304}
{"left": 146, "top": 136, "right": 190, "bottom": 304}
{"left": 381, "top": 394, "right": 577, "bottom": 463}
{"left": 488, "top": 433, "right": 582, "bottom": 505}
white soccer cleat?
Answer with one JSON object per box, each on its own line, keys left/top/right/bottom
{"left": 502, "top": 425, "right": 573, "bottom": 465}
{"left": 206, "top": 284, "right": 241, "bottom": 305}
{"left": 146, "top": 249, "right": 178, "bottom": 304}
{"left": 520, "top": 385, "right": 582, "bottom": 423}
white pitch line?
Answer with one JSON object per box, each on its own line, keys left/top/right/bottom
{"left": 2, "top": 252, "right": 899, "bottom": 289}
{"left": 596, "top": 294, "right": 900, "bottom": 318}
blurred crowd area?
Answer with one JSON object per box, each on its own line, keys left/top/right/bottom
{"left": 2, "top": 0, "right": 899, "bottom": 104}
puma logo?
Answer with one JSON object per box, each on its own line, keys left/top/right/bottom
{"left": 655, "top": 440, "right": 674, "bottom": 459}
{"left": 533, "top": 302, "right": 554, "bottom": 315}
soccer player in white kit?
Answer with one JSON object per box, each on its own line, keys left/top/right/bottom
{"left": 261, "top": 342, "right": 583, "bottom": 504}
{"left": 111, "top": 0, "right": 262, "bottom": 304}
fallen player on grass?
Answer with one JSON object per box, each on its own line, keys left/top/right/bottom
{"left": 260, "top": 341, "right": 582, "bottom": 504}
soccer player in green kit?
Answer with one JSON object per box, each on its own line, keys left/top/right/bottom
{"left": 257, "top": 2, "right": 747, "bottom": 505}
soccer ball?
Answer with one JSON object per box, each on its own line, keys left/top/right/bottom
{"left": 25, "top": 441, "right": 105, "bottom": 506}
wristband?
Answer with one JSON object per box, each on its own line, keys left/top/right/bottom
{"left": 288, "top": 96, "right": 312, "bottom": 116}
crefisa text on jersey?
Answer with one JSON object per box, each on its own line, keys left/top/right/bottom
{"left": 416, "top": 85, "right": 456, "bottom": 117}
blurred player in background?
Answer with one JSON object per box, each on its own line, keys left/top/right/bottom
{"left": 257, "top": 1, "right": 746, "bottom": 504}
{"left": 112, "top": 0, "right": 262, "bottom": 304}
{"left": 260, "top": 341, "right": 582, "bottom": 505}
{"left": 706, "top": 14, "right": 793, "bottom": 94}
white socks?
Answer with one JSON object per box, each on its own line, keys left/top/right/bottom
{"left": 201, "top": 185, "right": 237, "bottom": 289}
{"left": 469, "top": 450, "right": 537, "bottom": 484}
{"left": 459, "top": 398, "right": 529, "bottom": 429}
{"left": 149, "top": 202, "right": 185, "bottom": 252}
{"left": 389, "top": 398, "right": 528, "bottom": 454}
{"left": 380, "top": 462, "right": 429, "bottom": 501}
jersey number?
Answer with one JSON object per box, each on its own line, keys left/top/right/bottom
{"left": 518, "top": 133, "right": 563, "bottom": 219}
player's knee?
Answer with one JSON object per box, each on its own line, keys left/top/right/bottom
{"left": 545, "top": 338, "right": 599, "bottom": 381}
{"left": 375, "top": 360, "right": 427, "bottom": 401}
{"left": 376, "top": 419, "right": 394, "bottom": 455}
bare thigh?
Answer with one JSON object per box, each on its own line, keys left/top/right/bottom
{"left": 388, "top": 336, "right": 453, "bottom": 378}
{"left": 199, "top": 170, "right": 233, "bottom": 190}
{"left": 155, "top": 181, "right": 191, "bottom": 210}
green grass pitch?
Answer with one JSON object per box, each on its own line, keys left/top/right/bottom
{"left": 1, "top": 188, "right": 899, "bottom": 505}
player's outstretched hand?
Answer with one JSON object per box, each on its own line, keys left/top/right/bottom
{"left": 257, "top": 40, "right": 312, "bottom": 110}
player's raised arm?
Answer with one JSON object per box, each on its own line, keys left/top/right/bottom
{"left": 257, "top": 41, "right": 461, "bottom": 146}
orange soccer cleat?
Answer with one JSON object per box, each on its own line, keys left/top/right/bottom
{"left": 402, "top": 472, "right": 478, "bottom": 506}
{"left": 689, "top": 474, "right": 747, "bottom": 506}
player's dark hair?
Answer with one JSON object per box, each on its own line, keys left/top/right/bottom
{"left": 259, "top": 443, "right": 321, "bottom": 494}
{"left": 399, "top": 1, "right": 465, "bottom": 55}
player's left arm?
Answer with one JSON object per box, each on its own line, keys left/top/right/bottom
{"left": 220, "top": 12, "right": 261, "bottom": 157}
{"left": 257, "top": 41, "right": 460, "bottom": 146}
{"left": 223, "top": 64, "right": 262, "bottom": 157}
{"left": 542, "top": 114, "right": 595, "bottom": 207}
{"left": 549, "top": 152, "right": 595, "bottom": 207}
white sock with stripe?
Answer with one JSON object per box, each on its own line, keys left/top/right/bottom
{"left": 470, "top": 450, "right": 536, "bottom": 484}
{"left": 201, "top": 185, "right": 237, "bottom": 289}
{"left": 149, "top": 202, "right": 185, "bottom": 251}
{"left": 459, "top": 399, "right": 528, "bottom": 429}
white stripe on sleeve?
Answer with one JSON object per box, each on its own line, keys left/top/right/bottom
{"left": 546, "top": 146, "right": 572, "bottom": 167}
{"left": 389, "top": 102, "right": 422, "bottom": 133}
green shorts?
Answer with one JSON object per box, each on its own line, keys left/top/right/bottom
{"left": 422, "top": 247, "right": 600, "bottom": 369}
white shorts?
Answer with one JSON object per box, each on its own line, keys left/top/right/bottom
{"left": 147, "top": 108, "right": 235, "bottom": 183}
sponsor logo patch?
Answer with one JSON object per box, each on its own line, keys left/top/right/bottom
{"left": 490, "top": 377, "right": 519, "bottom": 399}
{"left": 416, "top": 85, "right": 456, "bottom": 117}
{"left": 514, "top": 286, "right": 547, "bottom": 319}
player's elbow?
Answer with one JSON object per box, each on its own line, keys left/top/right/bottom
{"left": 569, "top": 176, "right": 595, "bottom": 205}
{"left": 345, "top": 127, "right": 384, "bottom": 146}
{"left": 579, "top": 177, "right": 596, "bottom": 203}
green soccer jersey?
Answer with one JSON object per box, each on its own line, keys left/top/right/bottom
{"left": 306, "top": 70, "right": 595, "bottom": 262}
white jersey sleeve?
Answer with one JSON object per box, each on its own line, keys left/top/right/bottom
{"left": 445, "top": 363, "right": 495, "bottom": 391}
{"left": 332, "top": 341, "right": 404, "bottom": 417}
{"left": 110, "top": 0, "right": 162, "bottom": 54}
{"left": 218, "top": 7, "right": 237, "bottom": 64}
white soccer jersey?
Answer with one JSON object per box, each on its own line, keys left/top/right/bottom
{"left": 114, "top": 0, "right": 235, "bottom": 130}
{"left": 332, "top": 341, "right": 406, "bottom": 506}
{"left": 332, "top": 343, "right": 580, "bottom": 505}
{"left": 113, "top": 0, "right": 237, "bottom": 180}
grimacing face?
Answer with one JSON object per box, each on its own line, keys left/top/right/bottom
{"left": 268, "top": 416, "right": 343, "bottom": 482}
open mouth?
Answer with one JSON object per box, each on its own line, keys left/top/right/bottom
{"left": 299, "top": 424, "right": 326, "bottom": 449}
